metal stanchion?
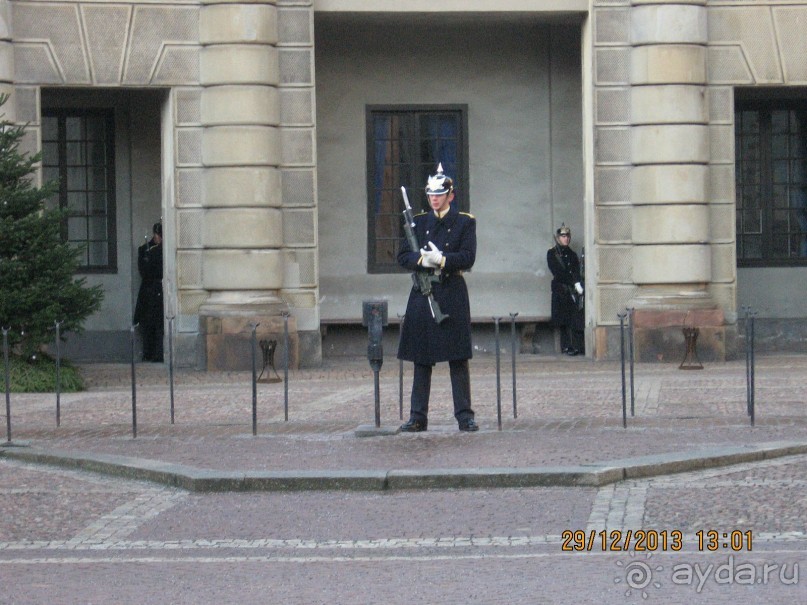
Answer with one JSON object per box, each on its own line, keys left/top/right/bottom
{"left": 130, "top": 324, "right": 138, "bottom": 438}
{"left": 398, "top": 313, "right": 405, "bottom": 420}
{"left": 168, "top": 316, "right": 175, "bottom": 424}
{"left": 363, "top": 301, "right": 387, "bottom": 429}
{"left": 54, "top": 320, "right": 62, "bottom": 427}
{"left": 3, "top": 327, "right": 11, "bottom": 443}
{"left": 618, "top": 312, "right": 628, "bottom": 429}
{"left": 627, "top": 308, "right": 635, "bottom": 417}
{"left": 282, "top": 312, "right": 290, "bottom": 422}
{"left": 494, "top": 316, "right": 502, "bottom": 431}
{"left": 509, "top": 312, "right": 519, "bottom": 419}
{"left": 749, "top": 310, "right": 757, "bottom": 427}
{"left": 251, "top": 323, "right": 259, "bottom": 436}
{"left": 743, "top": 306, "right": 752, "bottom": 417}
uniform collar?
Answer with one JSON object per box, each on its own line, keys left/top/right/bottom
{"left": 428, "top": 203, "right": 458, "bottom": 227}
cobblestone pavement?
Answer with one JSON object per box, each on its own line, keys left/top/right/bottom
{"left": 2, "top": 353, "right": 807, "bottom": 603}
{"left": 1, "top": 455, "right": 805, "bottom": 604}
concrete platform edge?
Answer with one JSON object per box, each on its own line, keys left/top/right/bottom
{"left": 4, "top": 440, "right": 807, "bottom": 492}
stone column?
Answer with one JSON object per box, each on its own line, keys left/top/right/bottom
{"left": 629, "top": 0, "right": 725, "bottom": 361}
{"left": 198, "top": 0, "right": 298, "bottom": 370}
{"left": 0, "top": 0, "right": 14, "bottom": 120}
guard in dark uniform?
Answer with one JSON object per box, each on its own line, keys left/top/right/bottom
{"left": 398, "top": 164, "right": 479, "bottom": 432}
{"left": 547, "top": 223, "right": 584, "bottom": 355}
{"left": 134, "top": 222, "right": 164, "bottom": 362}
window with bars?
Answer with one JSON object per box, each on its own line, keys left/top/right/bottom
{"left": 41, "top": 109, "right": 117, "bottom": 272}
{"left": 735, "top": 102, "right": 807, "bottom": 266}
{"left": 366, "top": 105, "right": 468, "bottom": 273}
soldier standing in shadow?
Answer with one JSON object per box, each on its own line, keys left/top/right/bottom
{"left": 547, "top": 223, "right": 584, "bottom": 356}
{"left": 134, "top": 222, "right": 164, "bottom": 362}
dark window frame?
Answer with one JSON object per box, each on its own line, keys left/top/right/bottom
{"left": 365, "top": 104, "right": 469, "bottom": 274}
{"left": 735, "top": 91, "right": 807, "bottom": 267}
{"left": 42, "top": 108, "right": 118, "bottom": 274}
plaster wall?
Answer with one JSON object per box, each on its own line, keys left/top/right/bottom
{"left": 315, "top": 17, "right": 583, "bottom": 321}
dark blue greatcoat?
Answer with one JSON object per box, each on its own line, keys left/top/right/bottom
{"left": 547, "top": 244, "right": 583, "bottom": 331}
{"left": 397, "top": 203, "right": 476, "bottom": 364}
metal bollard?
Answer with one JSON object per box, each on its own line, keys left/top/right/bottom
{"left": 398, "top": 313, "right": 405, "bottom": 420}
{"left": 130, "top": 324, "right": 137, "bottom": 438}
{"left": 363, "top": 301, "right": 388, "bottom": 428}
{"left": 251, "top": 323, "right": 259, "bottom": 436}
{"left": 618, "top": 311, "right": 628, "bottom": 429}
{"left": 54, "top": 320, "right": 62, "bottom": 427}
{"left": 509, "top": 312, "right": 519, "bottom": 419}
{"left": 749, "top": 310, "right": 757, "bottom": 427}
{"left": 743, "top": 306, "right": 752, "bottom": 417}
{"left": 3, "top": 327, "right": 11, "bottom": 443}
{"left": 627, "top": 308, "right": 635, "bottom": 417}
{"left": 168, "top": 316, "right": 175, "bottom": 424}
{"left": 494, "top": 317, "right": 502, "bottom": 431}
{"left": 283, "top": 312, "right": 290, "bottom": 421}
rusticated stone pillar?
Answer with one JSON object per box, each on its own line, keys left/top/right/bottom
{"left": 629, "top": 0, "right": 725, "bottom": 361}
{"left": 0, "top": 0, "right": 14, "bottom": 120}
{"left": 198, "top": 0, "right": 298, "bottom": 370}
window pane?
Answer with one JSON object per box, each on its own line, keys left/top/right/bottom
{"left": 771, "top": 110, "right": 789, "bottom": 134}
{"left": 369, "top": 107, "right": 464, "bottom": 272}
{"left": 742, "top": 235, "right": 762, "bottom": 258}
{"left": 65, "top": 117, "right": 83, "bottom": 140}
{"left": 89, "top": 167, "right": 107, "bottom": 190}
{"left": 88, "top": 191, "right": 107, "bottom": 214}
{"left": 68, "top": 216, "right": 87, "bottom": 240}
{"left": 88, "top": 241, "right": 108, "bottom": 266}
{"left": 88, "top": 217, "right": 107, "bottom": 240}
{"left": 743, "top": 208, "right": 761, "bottom": 233}
{"left": 84, "top": 116, "right": 106, "bottom": 141}
{"left": 43, "top": 109, "right": 116, "bottom": 271}
{"left": 67, "top": 191, "right": 86, "bottom": 214}
{"left": 66, "top": 167, "right": 86, "bottom": 190}
{"left": 87, "top": 141, "right": 106, "bottom": 165}
{"left": 66, "top": 141, "right": 84, "bottom": 165}
{"left": 772, "top": 135, "right": 789, "bottom": 160}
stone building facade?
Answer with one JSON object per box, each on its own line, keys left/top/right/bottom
{"left": 2, "top": 0, "right": 806, "bottom": 368}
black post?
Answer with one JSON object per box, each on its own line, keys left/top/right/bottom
{"left": 283, "top": 312, "right": 290, "bottom": 422}
{"left": 363, "top": 301, "right": 388, "bottom": 429}
{"left": 509, "top": 312, "right": 519, "bottom": 419}
{"left": 398, "top": 313, "right": 404, "bottom": 420}
{"left": 743, "top": 306, "right": 751, "bottom": 417}
{"left": 55, "top": 320, "right": 62, "bottom": 427}
{"left": 750, "top": 311, "right": 756, "bottom": 427}
{"left": 494, "top": 317, "right": 502, "bottom": 431}
{"left": 3, "top": 327, "right": 11, "bottom": 443}
{"left": 618, "top": 312, "right": 627, "bottom": 429}
{"left": 130, "top": 324, "right": 137, "bottom": 438}
{"left": 168, "top": 316, "right": 175, "bottom": 424}
{"left": 251, "top": 323, "right": 259, "bottom": 436}
{"left": 628, "top": 308, "right": 635, "bottom": 417}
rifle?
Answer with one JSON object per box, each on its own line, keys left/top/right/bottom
{"left": 400, "top": 186, "right": 448, "bottom": 324}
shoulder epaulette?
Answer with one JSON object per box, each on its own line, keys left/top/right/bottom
{"left": 413, "top": 211, "right": 427, "bottom": 218}
{"left": 459, "top": 212, "right": 475, "bottom": 219}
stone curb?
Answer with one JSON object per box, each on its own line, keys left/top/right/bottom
{"left": 3, "top": 440, "right": 807, "bottom": 492}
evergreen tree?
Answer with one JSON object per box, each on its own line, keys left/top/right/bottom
{"left": 0, "top": 94, "right": 103, "bottom": 359}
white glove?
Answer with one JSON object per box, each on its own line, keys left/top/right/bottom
{"left": 574, "top": 282, "right": 584, "bottom": 295}
{"left": 420, "top": 252, "right": 440, "bottom": 269}
{"left": 420, "top": 241, "right": 444, "bottom": 268}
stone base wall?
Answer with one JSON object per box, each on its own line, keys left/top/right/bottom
{"left": 202, "top": 313, "right": 299, "bottom": 372}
